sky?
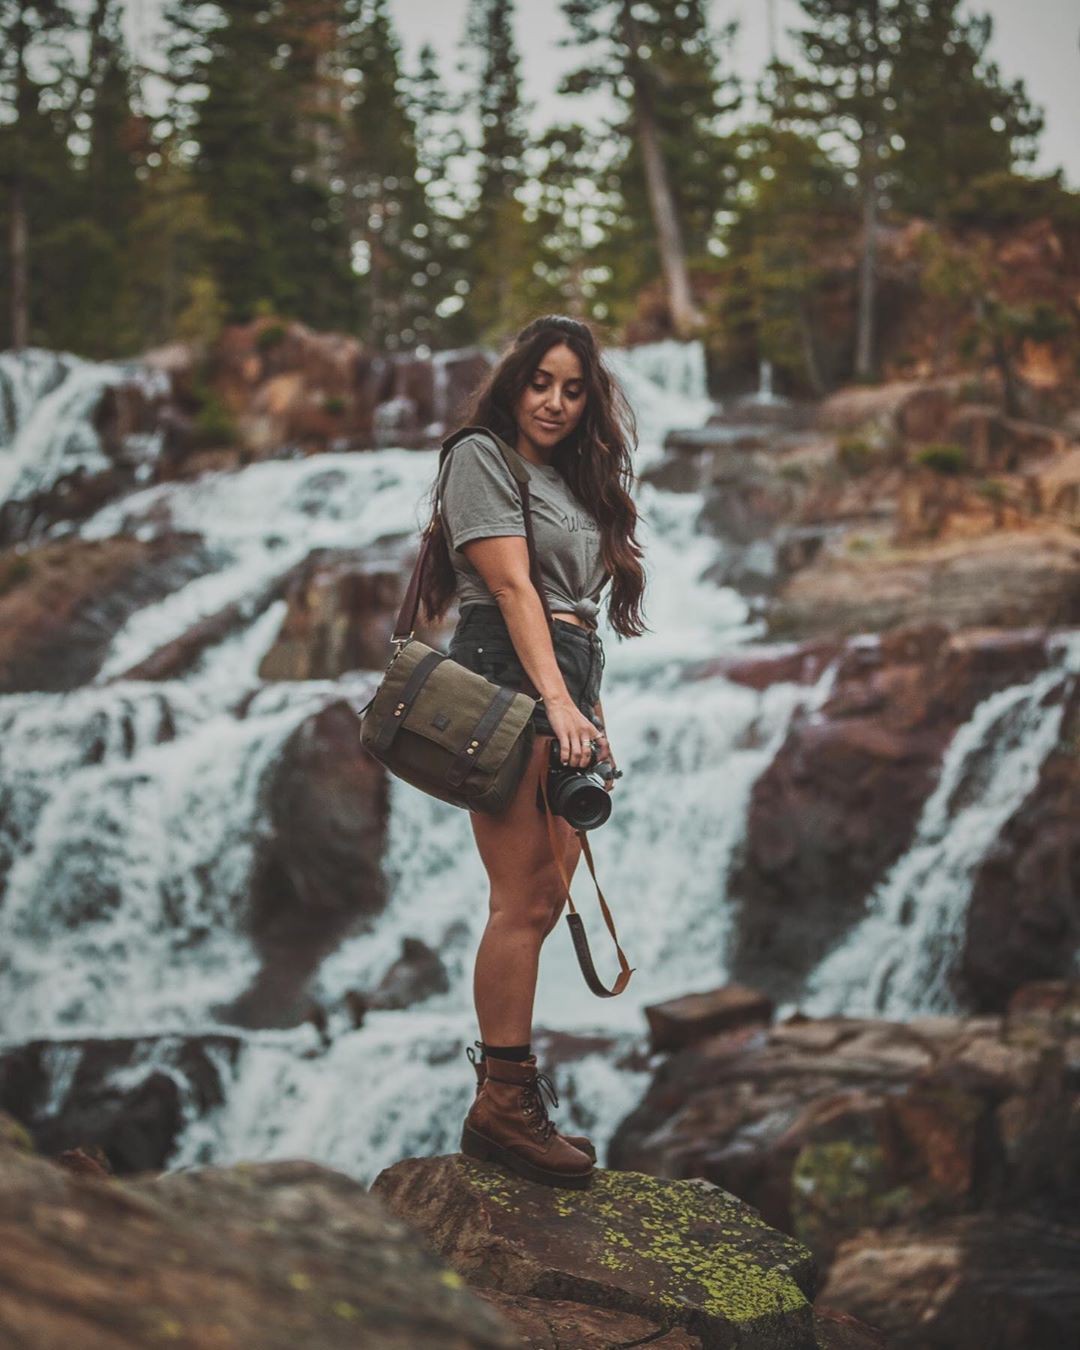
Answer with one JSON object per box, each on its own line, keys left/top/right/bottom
{"left": 123, "top": 0, "right": 1080, "bottom": 187}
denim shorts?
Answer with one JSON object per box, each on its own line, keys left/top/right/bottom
{"left": 446, "top": 603, "right": 605, "bottom": 738}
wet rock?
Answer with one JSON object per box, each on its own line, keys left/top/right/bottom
{"left": 371, "top": 1154, "right": 818, "bottom": 1348}
{"left": 962, "top": 679, "right": 1080, "bottom": 1010}
{"left": 645, "top": 985, "right": 775, "bottom": 1054}
{"left": 610, "top": 1000, "right": 1078, "bottom": 1298}
{"left": 813, "top": 1306, "right": 887, "bottom": 1350}
{"left": 728, "top": 624, "right": 1053, "bottom": 998}
{"left": 0, "top": 532, "right": 212, "bottom": 693}
{"left": 816, "top": 379, "right": 963, "bottom": 441}
{"left": 684, "top": 639, "right": 842, "bottom": 691}
{"left": 258, "top": 540, "right": 453, "bottom": 681}
{"left": 0, "top": 1128, "right": 515, "bottom": 1348}
{"left": 0, "top": 1033, "right": 241, "bottom": 1174}
{"left": 820, "top": 1215, "right": 1080, "bottom": 1350}
{"left": 476, "top": 1288, "right": 704, "bottom": 1346}
{"left": 368, "top": 937, "right": 450, "bottom": 1011}
{"left": 768, "top": 528, "right": 1080, "bottom": 639}
{"left": 222, "top": 700, "right": 388, "bottom": 1029}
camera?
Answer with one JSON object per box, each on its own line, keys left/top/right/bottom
{"left": 543, "top": 737, "right": 615, "bottom": 831}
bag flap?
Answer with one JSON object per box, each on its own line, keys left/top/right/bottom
{"left": 387, "top": 641, "right": 535, "bottom": 768}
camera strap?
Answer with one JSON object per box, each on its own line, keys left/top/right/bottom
{"left": 539, "top": 763, "right": 634, "bottom": 998}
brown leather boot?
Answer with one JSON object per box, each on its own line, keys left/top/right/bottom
{"left": 460, "top": 1052, "right": 594, "bottom": 1189}
{"left": 466, "top": 1044, "right": 597, "bottom": 1163}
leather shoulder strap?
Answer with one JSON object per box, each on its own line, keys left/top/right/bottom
{"left": 390, "top": 426, "right": 554, "bottom": 649}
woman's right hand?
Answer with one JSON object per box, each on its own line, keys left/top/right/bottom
{"left": 544, "top": 693, "right": 602, "bottom": 770}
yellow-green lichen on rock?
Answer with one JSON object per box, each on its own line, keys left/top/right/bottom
{"left": 371, "top": 1155, "right": 820, "bottom": 1349}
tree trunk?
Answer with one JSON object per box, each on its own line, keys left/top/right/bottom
{"left": 10, "top": 178, "right": 29, "bottom": 350}
{"left": 797, "top": 299, "right": 825, "bottom": 396}
{"left": 854, "top": 0, "right": 881, "bottom": 381}
{"left": 621, "top": 2, "right": 703, "bottom": 339}
{"left": 855, "top": 138, "right": 879, "bottom": 380}
{"left": 9, "top": 15, "right": 31, "bottom": 351}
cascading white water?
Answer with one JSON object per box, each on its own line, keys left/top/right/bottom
{"left": 0, "top": 348, "right": 167, "bottom": 516}
{"left": 1, "top": 336, "right": 1069, "bottom": 1183}
{"left": 800, "top": 632, "right": 1080, "bottom": 1018}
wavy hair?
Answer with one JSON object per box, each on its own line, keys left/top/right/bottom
{"left": 419, "top": 314, "right": 649, "bottom": 640}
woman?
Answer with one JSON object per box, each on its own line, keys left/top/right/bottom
{"left": 419, "top": 314, "right": 648, "bottom": 1189}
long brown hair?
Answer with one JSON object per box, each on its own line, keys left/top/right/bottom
{"left": 419, "top": 314, "right": 649, "bottom": 639}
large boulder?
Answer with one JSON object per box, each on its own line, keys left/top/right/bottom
{"left": 372, "top": 1153, "right": 820, "bottom": 1349}
{"left": 0, "top": 1033, "right": 241, "bottom": 1174}
{"left": 0, "top": 532, "right": 212, "bottom": 693}
{"left": 820, "top": 1215, "right": 1080, "bottom": 1350}
{"left": 728, "top": 624, "right": 1052, "bottom": 998}
{"left": 0, "top": 1125, "right": 515, "bottom": 1348}
{"left": 257, "top": 541, "right": 455, "bottom": 681}
{"left": 768, "top": 528, "right": 1080, "bottom": 640}
{"left": 218, "top": 699, "right": 388, "bottom": 1029}
{"left": 609, "top": 997, "right": 1078, "bottom": 1331}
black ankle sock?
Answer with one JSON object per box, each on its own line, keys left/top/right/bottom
{"left": 480, "top": 1041, "right": 531, "bottom": 1062}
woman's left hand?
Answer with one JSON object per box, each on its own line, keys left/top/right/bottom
{"left": 592, "top": 729, "right": 618, "bottom": 792}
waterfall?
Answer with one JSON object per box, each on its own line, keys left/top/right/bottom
{"left": 0, "top": 348, "right": 167, "bottom": 521}
{"left": 800, "top": 632, "right": 1080, "bottom": 1018}
{"left": 1, "top": 339, "right": 1070, "bottom": 1184}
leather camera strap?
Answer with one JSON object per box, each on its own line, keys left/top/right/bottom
{"left": 539, "top": 764, "right": 634, "bottom": 998}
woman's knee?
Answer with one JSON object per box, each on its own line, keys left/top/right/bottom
{"left": 488, "top": 866, "right": 565, "bottom": 935}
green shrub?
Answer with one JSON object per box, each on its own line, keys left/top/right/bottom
{"left": 0, "top": 554, "right": 33, "bottom": 597}
{"left": 976, "top": 478, "right": 1008, "bottom": 503}
{"left": 256, "top": 321, "right": 288, "bottom": 353}
{"left": 916, "top": 443, "right": 968, "bottom": 476}
{"left": 948, "top": 170, "right": 1080, "bottom": 229}
{"left": 837, "top": 437, "right": 879, "bottom": 476}
{"left": 192, "top": 392, "right": 238, "bottom": 449}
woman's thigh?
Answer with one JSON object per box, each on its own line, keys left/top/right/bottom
{"left": 469, "top": 733, "right": 582, "bottom": 925}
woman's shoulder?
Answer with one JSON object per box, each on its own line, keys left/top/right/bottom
{"left": 439, "top": 428, "right": 519, "bottom": 483}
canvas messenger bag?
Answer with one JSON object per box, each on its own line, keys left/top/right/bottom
{"left": 355, "top": 425, "right": 633, "bottom": 998}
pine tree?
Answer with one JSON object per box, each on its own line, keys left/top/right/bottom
{"left": 405, "top": 41, "right": 473, "bottom": 348}
{"left": 559, "top": 0, "right": 739, "bottom": 335}
{"left": 339, "top": 0, "right": 434, "bottom": 351}
{"left": 0, "top": 0, "right": 76, "bottom": 348}
{"left": 163, "top": 0, "right": 356, "bottom": 329}
{"left": 56, "top": 0, "right": 151, "bottom": 355}
{"left": 774, "top": 0, "right": 896, "bottom": 380}
{"left": 716, "top": 119, "right": 853, "bottom": 394}
{"left": 887, "top": 0, "right": 1043, "bottom": 218}
{"left": 459, "top": 0, "right": 553, "bottom": 342}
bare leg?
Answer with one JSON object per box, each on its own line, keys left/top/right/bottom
{"left": 471, "top": 734, "right": 583, "bottom": 1045}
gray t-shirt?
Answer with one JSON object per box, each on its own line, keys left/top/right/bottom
{"left": 437, "top": 430, "right": 609, "bottom": 627}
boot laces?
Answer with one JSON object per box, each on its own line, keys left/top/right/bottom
{"left": 521, "top": 1070, "right": 560, "bottom": 1141}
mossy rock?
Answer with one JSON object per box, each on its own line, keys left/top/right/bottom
{"left": 372, "top": 1155, "right": 819, "bottom": 1349}
{"left": 791, "top": 1141, "right": 914, "bottom": 1261}
{"left": 0, "top": 1111, "right": 34, "bottom": 1154}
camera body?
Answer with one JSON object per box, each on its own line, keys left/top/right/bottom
{"left": 542, "top": 738, "right": 614, "bottom": 831}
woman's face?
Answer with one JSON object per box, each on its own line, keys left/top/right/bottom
{"left": 514, "top": 341, "right": 587, "bottom": 453}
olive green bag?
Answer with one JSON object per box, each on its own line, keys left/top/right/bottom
{"left": 356, "top": 427, "right": 547, "bottom": 815}
{"left": 355, "top": 426, "right": 634, "bottom": 998}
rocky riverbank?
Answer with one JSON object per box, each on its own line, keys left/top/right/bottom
{"left": 610, "top": 980, "right": 1080, "bottom": 1349}
{"left": 0, "top": 1109, "right": 886, "bottom": 1349}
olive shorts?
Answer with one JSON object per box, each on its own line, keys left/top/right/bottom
{"left": 447, "top": 603, "right": 605, "bottom": 738}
